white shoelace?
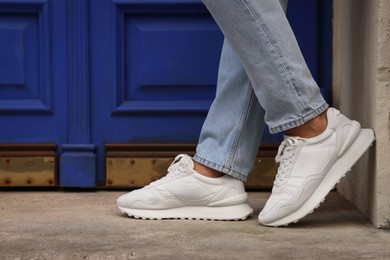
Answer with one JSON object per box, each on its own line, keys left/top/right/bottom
{"left": 147, "top": 154, "right": 190, "bottom": 187}
{"left": 274, "top": 138, "right": 300, "bottom": 187}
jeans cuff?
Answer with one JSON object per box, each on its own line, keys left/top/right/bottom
{"left": 192, "top": 154, "right": 248, "bottom": 182}
{"left": 269, "top": 103, "right": 329, "bottom": 134}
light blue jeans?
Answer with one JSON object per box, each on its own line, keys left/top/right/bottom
{"left": 193, "top": 0, "right": 329, "bottom": 182}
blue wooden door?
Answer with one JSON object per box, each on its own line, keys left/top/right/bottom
{"left": 0, "top": 0, "right": 332, "bottom": 187}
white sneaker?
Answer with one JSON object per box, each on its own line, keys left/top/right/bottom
{"left": 117, "top": 154, "right": 253, "bottom": 220}
{"left": 258, "top": 108, "right": 375, "bottom": 226}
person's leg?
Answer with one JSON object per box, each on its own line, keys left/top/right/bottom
{"left": 193, "top": 0, "right": 289, "bottom": 182}
{"left": 193, "top": 39, "right": 265, "bottom": 182}
{"left": 201, "top": 0, "right": 375, "bottom": 226}
{"left": 201, "top": 0, "right": 328, "bottom": 133}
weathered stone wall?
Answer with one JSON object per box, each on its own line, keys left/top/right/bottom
{"left": 333, "top": 0, "right": 390, "bottom": 228}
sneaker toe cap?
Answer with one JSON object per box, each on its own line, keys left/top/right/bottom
{"left": 258, "top": 196, "right": 287, "bottom": 224}
{"left": 116, "top": 193, "right": 131, "bottom": 208}
{"left": 117, "top": 191, "right": 145, "bottom": 208}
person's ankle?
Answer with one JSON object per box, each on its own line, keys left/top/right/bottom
{"left": 285, "top": 110, "right": 328, "bottom": 138}
{"left": 193, "top": 161, "right": 224, "bottom": 178}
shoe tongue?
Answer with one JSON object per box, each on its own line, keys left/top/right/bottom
{"left": 169, "top": 154, "right": 194, "bottom": 174}
{"left": 148, "top": 155, "right": 193, "bottom": 187}
{"left": 178, "top": 154, "right": 194, "bottom": 171}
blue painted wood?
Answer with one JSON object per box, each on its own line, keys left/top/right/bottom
{"left": 60, "top": 144, "right": 96, "bottom": 187}
{"left": 318, "top": 0, "right": 333, "bottom": 104}
{"left": 59, "top": 0, "right": 96, "bottom": 187}
{"left": 111, "top": 2, "right": 220, "bottom": 115}
{"left": 0, "top": 0, "right": 52, "bottom": 113}
{"left": 0, "top": 0, "right": 67, "bottom": 146}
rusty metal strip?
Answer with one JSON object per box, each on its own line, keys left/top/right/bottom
{"left": 106, "top": 158, "right": 173, "bottom": 187}
{"left": 105, "top": 144, "right": 278, "bottom": 189}
{"left": 105, "top": 157, "right": 276, "bottom": 189}
{"left": 0, "top": 157, "right": 56, "bottom": 187}
{"left": 0, "top": 145, "right": 57, "bottom": 187}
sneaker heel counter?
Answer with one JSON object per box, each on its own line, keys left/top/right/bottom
{"left": 228, "top": 180, "right": 249, "bottom": 204}
{"left": 338, "top": 120, "right": 361, "bottom": 157}
{"left": 327, "top": 108, "right": 340, "bottom": 123}
{"left": 208, "top": 178, "right": 248, "bottom": 206}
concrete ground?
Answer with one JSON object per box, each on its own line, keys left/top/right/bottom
{"left": 0, "top": 191, "right": 389, "bottom": 260}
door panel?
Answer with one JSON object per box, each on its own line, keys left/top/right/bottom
{"left": 121, "top": 13, "right": 221, "bottom": 110}
{"left": 0, "top": 0, "right": 67, "bottom": 143}
{"left": 91, "top": 0, "right": 221, "bottom": 134}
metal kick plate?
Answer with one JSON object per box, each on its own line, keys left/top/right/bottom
{"left": 105, "top": 157, "right": 276, "bottom": 189}
{"left": 106, "top": 158, "right": 173, "bottom": 187}
{"left": 0, "top": 157, "right": 56, "bottom": 187}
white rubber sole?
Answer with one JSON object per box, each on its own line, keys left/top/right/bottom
{"left": 259, "top": 128, "right": 375, "bottom": 227}
{"left": 118, "top": 203, "right": 253, "bottom": 221}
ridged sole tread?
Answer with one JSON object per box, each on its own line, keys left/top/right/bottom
{"left": 118, "top": 204, "right": 253, "bottom": 222}
{"left": 121, "top": 212, "right": 248, "bottom": 222}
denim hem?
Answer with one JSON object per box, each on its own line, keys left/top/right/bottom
{"left": 269, "top": 103, "right": 329, "bottom": 134}
{"left": 192, "top": 154, "right": 248, "bottom": 182}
